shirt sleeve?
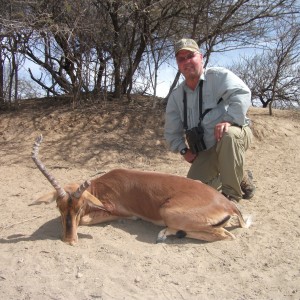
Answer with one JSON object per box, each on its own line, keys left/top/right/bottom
{"left": 164, "top": 94, "right": 187, "bottom": 152}
{"left": 217, "top": 69, "right": 251, "bottom": 125}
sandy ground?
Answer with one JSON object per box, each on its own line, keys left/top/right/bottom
{"left": 0, "top": 98, "right": 299, "bottom": 300}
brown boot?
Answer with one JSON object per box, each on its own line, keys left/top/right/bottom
{"left": 241, "top": 170, "right": 256, "bottom": 199}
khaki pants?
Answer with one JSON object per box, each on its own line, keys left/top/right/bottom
{"left": 187, "top": 125, "right": 253, "bottom": 200}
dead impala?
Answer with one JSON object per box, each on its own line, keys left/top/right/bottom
{"left": 31, "top": 135, "right": 251, "bottom": 245}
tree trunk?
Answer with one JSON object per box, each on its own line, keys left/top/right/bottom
{"left": 113, "top": 57, "right": 122, "bottom": 99}
{"left": 164, "top": 71, "right": 181, "bottom": 103}
{"left": 268, "top": 101, "right": 273, "bottom": 116}
{"left": 0, "top": 47, "right": 4, "bottom": 108}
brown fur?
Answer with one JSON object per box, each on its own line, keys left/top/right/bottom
{"left": 32, "top": 168, "right": 250, "bottom": 245}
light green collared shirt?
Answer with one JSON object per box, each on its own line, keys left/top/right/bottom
{"left": 164, "top": 67, "right": 251, "bottom": 152}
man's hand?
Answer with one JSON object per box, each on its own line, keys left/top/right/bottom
{"left": 214, "top": 122, "right": 232, "bottom": 142}
{"left": 183, "top": 149, "right": 197, "bottom": 163}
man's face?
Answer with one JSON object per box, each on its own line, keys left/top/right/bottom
{"left": 176, "top": 50, "right": 203, "bottom": 81}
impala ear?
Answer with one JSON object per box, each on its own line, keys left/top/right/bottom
{"left": 29, "top": 191, "right": 57, "bottom": 206}
{"left": 86, "top": 199, "right": 108, "bottom": 212}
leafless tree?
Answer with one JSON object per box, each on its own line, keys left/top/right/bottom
{"left": 230, "top": 20, "right": 300, "bottom": 115}
{"left": 0, "top": 0, "right": 299, "bottom": 110}
{"left": 0, "top": 40, "right": 5, "bottom": 107}
{"left": 0, "top": 0, "right": 24, "bottom": 108}
{"left": 164, "top": 0, "right": 300, "bottom": 100}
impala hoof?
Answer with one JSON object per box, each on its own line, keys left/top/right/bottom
{"left": 156, "top": 228, "right": 168, "bottom": 243}
{"left": 156, "top": 236, "right": 166, "bottom": 244}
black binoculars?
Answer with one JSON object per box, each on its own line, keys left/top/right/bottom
{"left": 185, "top": 125, "right": 206, "bottom": 154}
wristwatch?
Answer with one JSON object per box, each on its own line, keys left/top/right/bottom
{"left": 180, "top": 148, "right": 188, "bottom": 155}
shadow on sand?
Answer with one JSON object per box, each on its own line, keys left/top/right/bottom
{"left": 0, "top": 217, "right": 213, "bottom": 246}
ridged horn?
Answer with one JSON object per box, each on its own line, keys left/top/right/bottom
{"left": 32, "top": 134, "right": 67, "bottom": 198}
{"left": 72, "top": 180, "right": 91, "bottom": 199}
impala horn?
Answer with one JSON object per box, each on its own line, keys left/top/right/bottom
{"left": 72, "top": 180, "right": 91, "bottom": 199}
{"left": 32, "top": 134, "right": 67, "bottom": 198}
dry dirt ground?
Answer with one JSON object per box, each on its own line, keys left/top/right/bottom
{"left": 0, "top": 97, "right": 299, "bottom": 300}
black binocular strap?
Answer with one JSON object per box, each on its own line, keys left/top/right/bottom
{"left": 183, "top": 79, "right": 223, "bottom": 130}
{"left": 183, "top": 90, "right": 188, "bottom": 130}
{"left": 198, "top": 79, "right": 204, "bottom": 121}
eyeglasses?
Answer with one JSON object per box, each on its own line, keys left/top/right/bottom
{"left": 176, "top": 52, "right": 198, "bottom": 63}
